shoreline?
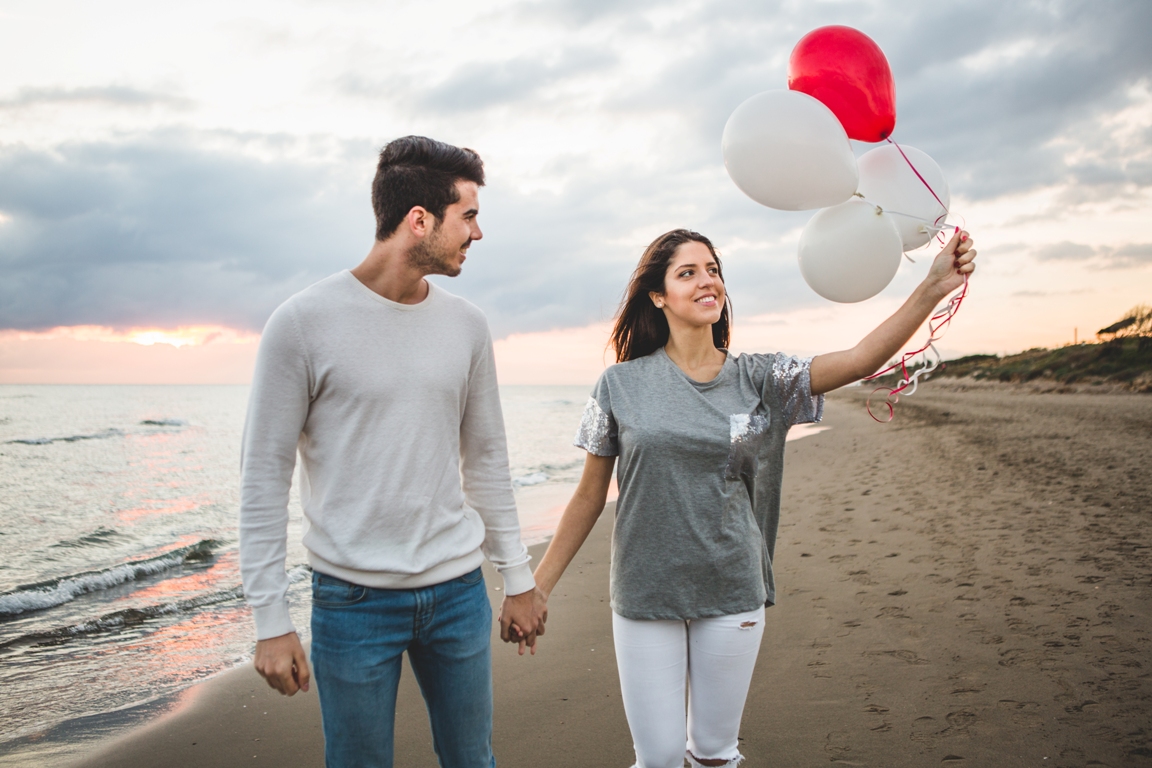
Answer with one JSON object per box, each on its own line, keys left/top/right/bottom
{"left": 5, "top": 381, "right": 1150, "bottom": 765}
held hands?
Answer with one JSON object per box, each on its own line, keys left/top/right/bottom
{"left": 254, "top": 631, "right": 311, "bottom": 696}
{"left": 498, "top": 587, "right": 549, "bottom": 656}
{"left": 923, "top": 230, "right": 977, "bottom": 300}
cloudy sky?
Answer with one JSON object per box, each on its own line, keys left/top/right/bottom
{"left": 1, "top": 0, "right": 1149, "bottom": 383}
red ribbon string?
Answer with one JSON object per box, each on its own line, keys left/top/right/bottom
{"left": 862, "top": 268, "right": 969, "bottom": 422}
{"left": 885, "top": 138, "right": 948, "bottom": 212}
{"left": 859, "top": 140, "right": 968, "bottom": 423}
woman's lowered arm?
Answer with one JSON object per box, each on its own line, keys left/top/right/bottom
{"left": 533, "top": 453, "right": 617, "bottom": 598}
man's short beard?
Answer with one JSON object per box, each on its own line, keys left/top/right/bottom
{"left": 407, "top": 223, "right": 462, "bottom": 277}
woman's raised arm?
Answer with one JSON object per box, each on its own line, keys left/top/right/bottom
{"left": 809, "top": 230, "right": 976, "bottom": 396}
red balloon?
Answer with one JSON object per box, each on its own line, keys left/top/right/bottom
{"left": 788, "top": 26, "right": 896, "bottom": 143}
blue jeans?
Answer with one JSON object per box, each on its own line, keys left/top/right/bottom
{"left": 310, "top": 567, "right": 496, "bottom": 768}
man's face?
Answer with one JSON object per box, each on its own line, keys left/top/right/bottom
{"left": 408, "top": 180, "right": 482, "bottom": 277}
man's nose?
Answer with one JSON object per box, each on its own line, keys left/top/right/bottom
{"left": 472, "top": 223, "right": 483, "bottom": 241}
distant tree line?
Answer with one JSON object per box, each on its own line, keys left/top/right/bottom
{"left": 1098, "top": 304, "right": 1152, "bottom": 340}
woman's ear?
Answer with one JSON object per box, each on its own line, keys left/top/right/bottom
{"left": 648, "top": 290, "right": 665, "bottom": 309}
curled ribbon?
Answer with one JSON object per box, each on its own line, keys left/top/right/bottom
{"left": 859, "top": 139, "right": 969, "bottom": 422}
{"left": 863, "top": 267, "right": 969, "bottom": 422}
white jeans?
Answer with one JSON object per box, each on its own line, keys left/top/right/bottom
{"left": 612, "top": 606, "right": 766, "bottom": 768}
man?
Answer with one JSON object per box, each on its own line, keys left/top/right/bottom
{"left": 239, "top": 136, "right": 546, "bottom": 767}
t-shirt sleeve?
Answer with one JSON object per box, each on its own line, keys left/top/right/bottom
{"left": 770, "top": 354, "right": 825, "bottom": 427}
{"left": 573, "top": 372, "right": 619, "bottom": 457}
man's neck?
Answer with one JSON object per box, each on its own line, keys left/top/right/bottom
{"left": 350, "top": 241, "right": 431, "bottom": 305}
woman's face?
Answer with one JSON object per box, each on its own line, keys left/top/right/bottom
{"left": 650, "top": 241, "right": 726, "bottom": 328}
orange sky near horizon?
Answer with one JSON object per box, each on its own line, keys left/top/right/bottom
{"left": 1, "top": 277, "right": 1141, "bottom": 387}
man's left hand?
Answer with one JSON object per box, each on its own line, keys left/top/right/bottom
{"left": 498, "top": 587, "right": 548, "bottom": 655}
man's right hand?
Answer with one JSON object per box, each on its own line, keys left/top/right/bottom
{"left": 254, "top": 631, "right": 311, "bottom": 695}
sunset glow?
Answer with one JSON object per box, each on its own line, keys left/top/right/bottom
{"left": 0, "top": 325, "right": 261, "bottom": 384}
{"left": 5, "top": 325, "right": 260, "bottom": 347}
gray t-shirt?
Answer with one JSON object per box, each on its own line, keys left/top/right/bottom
{"left": 574, "top": 348, "right": 823, "bottom": 621}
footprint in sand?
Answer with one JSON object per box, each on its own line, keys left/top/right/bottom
{"left": 867, "top": 649, "right": 929, "bottom": 665}
{"left": 945, "top": 709, "right": 978, "bottom": 734}
{"left": 997, "top": 700, "right": 1042, "bottom": 729}
{"left": 823, "top": 730, "right": 856, "bottom": 760}
{"left": 910, "top": 715, "right": 941, "bottom": 742}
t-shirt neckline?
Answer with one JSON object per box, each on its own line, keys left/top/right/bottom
{"left": 657, "top": 346, "right": 734, "bottom": 390}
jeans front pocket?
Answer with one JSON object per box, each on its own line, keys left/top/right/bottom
{"left": 312, "top": 572, "right": 368, "bottom": 608}
{"left": 457, "top": 567, "right": 484, "bottom": 586}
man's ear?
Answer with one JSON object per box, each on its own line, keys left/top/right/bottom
{"left": 406, "top": 206, "right": 432, "bottom": 238}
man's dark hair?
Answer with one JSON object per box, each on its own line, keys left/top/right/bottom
{"left": 372, "top": 136, "right": 486, "bottom": 241}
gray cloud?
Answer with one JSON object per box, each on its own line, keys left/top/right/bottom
{"left": 0, "top": 86, "right": 191, "bottom": 111}
{"left": 1032, "top": 240, "right": 1152, "bottom": 269}
{"left": 1035, "top": 241, "right": 1096, "bottom": 261}
{"left": 2, "top": 0, "right": 1150, "bottom": 336}
{"left": 0, "top": 126, "right": 813, "bottom": 336}
{"left": 1106, "top": 243, "right": 1152, "bottom": 268}
{"left": 339, "top": 47, "right": 617, "bottom": 114}
{"left": 378, "top": 0, "right": 1152, "bottom": 203}
{"left": 0, "top": 133, "right": 373, "bottom": 331}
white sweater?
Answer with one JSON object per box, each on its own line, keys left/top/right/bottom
{"left": 239, "top": 271, "right": 534, "bottom": 640}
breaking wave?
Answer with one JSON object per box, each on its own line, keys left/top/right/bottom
{"left": 0, "top": 566, "right": 311, "bottom": 652}
{"left": 7, "top": 428, "right": 125, "bottom": 445}
{"left": 7, "top": 418, "right": 186, "bottom": 446}
{"left": 0, "top": 540, "right": 221, "bottom": 616}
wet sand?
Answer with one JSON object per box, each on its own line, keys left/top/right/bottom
{"left": 74, "top": 385, "right": 1152, "bottom": 767}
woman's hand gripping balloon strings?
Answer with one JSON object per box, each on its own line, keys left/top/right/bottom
{"left": 862, "top": 228, "right": 977, "bottom": 421}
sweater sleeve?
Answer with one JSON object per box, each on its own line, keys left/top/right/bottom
{"left": 239, "top": 303, "right": 312, "bottom": 640}
{"left": 459, "top": 326, "right": 535, "bottom": 596}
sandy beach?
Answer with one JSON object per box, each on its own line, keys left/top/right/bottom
{"left": 69, "top": 384, "right": 1152, "bottom": 767}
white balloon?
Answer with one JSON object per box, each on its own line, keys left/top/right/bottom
{"left": 798, "top": 198, "right": 903, "bottom": 303}
{"left": 857, "top": 144, "right": 950, "bottom": 251}
{"left": 722, "top": 90, "right": 858, "bottom": 211}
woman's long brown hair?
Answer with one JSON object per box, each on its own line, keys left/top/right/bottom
{"left": 610, "top": 229, "right": 732, "bottom": 363}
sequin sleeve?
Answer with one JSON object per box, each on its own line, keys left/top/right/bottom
{"left": 574, "top": 395, "right": 619, "bottom": 456}
{"left": 771, "top": 354, "right": 824, "bottom": 427}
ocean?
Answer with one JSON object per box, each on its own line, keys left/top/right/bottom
{"left": 0, "top": 384, "right": 590, "bottom": 760}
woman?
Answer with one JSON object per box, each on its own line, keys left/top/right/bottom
{"left": 528, "top": 227, "right": 976, "bottom": 767}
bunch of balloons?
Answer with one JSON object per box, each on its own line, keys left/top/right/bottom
{"left": 722, "top": 26, "right": 951, "bottom": 303}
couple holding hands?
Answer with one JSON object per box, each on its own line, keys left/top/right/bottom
{"left": 239, "top": 136, "right": 975, "bottom": 768}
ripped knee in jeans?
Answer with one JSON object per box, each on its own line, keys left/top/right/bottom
{"left": 687, "top": 751, "right": 744, "bottom": 767}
